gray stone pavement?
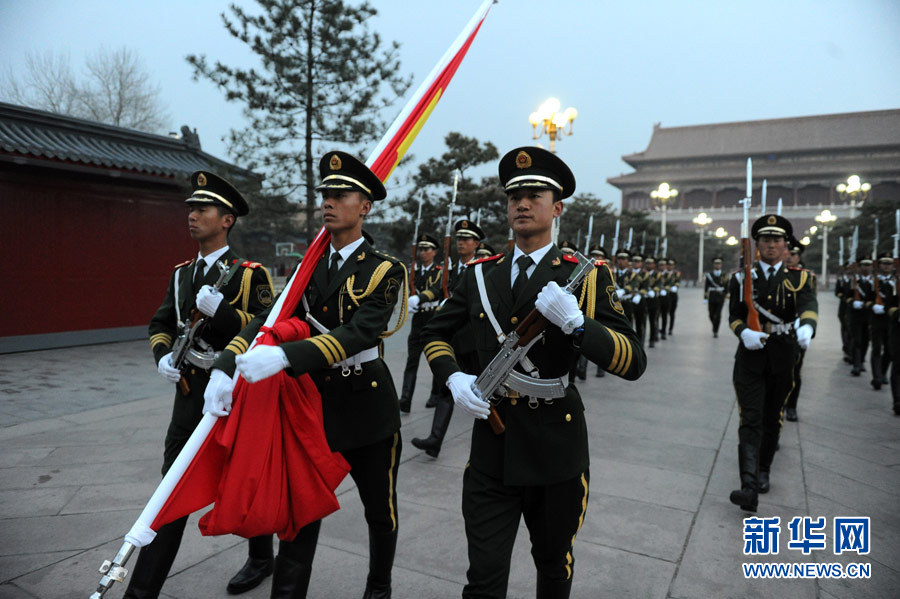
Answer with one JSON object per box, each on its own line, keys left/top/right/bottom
{"left": 1, "top": 288, "right": 898, "bottom": 598}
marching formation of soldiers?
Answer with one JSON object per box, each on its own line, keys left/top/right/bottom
{"left": 609, "top": 250, "right": 681, "bottom": 348}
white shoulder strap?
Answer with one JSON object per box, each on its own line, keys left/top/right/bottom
{"left": 301, "top": 294, "right": 330, "bottom": 335}
{"left": 174, "top": 268, "right": 183, "bottom": 324}
{"left": 475, "top": 263, "right": 505, "bottom": 341}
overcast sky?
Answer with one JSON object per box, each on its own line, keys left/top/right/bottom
{"left": 2, "top": 0, "right": 899, "bottom": 210}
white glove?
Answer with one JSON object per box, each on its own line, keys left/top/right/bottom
{"left": 235, "top": 345, "right": 290, "bottom": 383}
{"left": 740, "top": 329, "right": 769, "bottom": 351}
{"left": 873, "top": 303, "right": 885, "bottom": 315}
{"left": 157, "top": 352, "right": 181, "bottom": 383}
{"left": 203, "top": 368, "right": 234, "bottom": 416}
{"left": 535, "top": 281, "right": 584, "bottom": 335}
{"left": 446, "top": 372, "right": 489, "bottom": 419}
{"left": 407, "top": 295, "right": 420, "bottom": 314}
{"left": 616, "top": 288, "right": 626, "bottom": 299}
{"left": 660, "top": 289, "right": 667, "bottom": 297}
{"left": 671, "top": 285, "right": 678, "bottom": 293}
{"left": 196, "top": 285, "right": 224, "bottom": 317}
{"left": 648, "top": 290, "right": 656, "bottom": 298}
{"left": 632, "top": 294, "right": 642, "bottom": 305}
{"left": 795, "top": 324, "right": 813, "bottom": 349}
{"left": 852, "top": 300, "right": 863, "bottom": 310}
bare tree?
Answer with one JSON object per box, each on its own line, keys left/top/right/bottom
{"left": 2, "top": 47, "right": 169, "bottom": 133}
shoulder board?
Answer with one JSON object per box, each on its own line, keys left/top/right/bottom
{"left": 370, "top": 248, "right": 401, "bottom": 263}
{"left": 173, "top": 259, "right": 193, "bottom": 270}
{"left": 434, "top": 264, "right": 442, "bottom": 271}
{"left": 471, "top": 253, "right": 503, "bottom": 265}
{"left": 592, "top": 258, "right": 608, "bottom": 267}
{"left": 562, "top": 254, "right": 579, "bottom": 264}
{"left": 240, "top": 260, "right": 263, "bottom": 269}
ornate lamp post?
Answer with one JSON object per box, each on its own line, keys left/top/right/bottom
{"left": 836, "top": 175, "right": 871, "bottom": 219}
{"left": 692, "top": 211, "right": 713, "bottom": 284}
{"left": 815, "top": 208, "right": 838, "bottom": 287}
{"left": 529, "top": 97, "right": 577, "bottom": 154}
{"left": 651, "top": 182, "right": 678, "bottom": 253}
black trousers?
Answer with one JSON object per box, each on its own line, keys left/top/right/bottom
{"left": 659, "top": 295, "right": 669, "bottom": 335}
{"left": 647, "top": 298, "right": 660, "bottom": 342}
{"left": 785, "top": 347, "right": 805, "bottom": 411}
{"left": 838, "top": 304, "right": 851, "bottom": 358}
{"left": 402, "top": 311, "right": 440, "bottom": 399}
{"left": 849, "top": 309, "right": 870, "bottom": 372}
{"left": 632, "top": 301, "right": 647, "bottom": 344}
{"left": 890, "top": 317, "right": 900, "bottom": 410}
{"left": 278, "top": 432, "right": 402, "bottom": 566}
{"left": 668, "top": 292, "right": 678, "bottom": 332}
{"left": 461, "top": 465, "right": 589, "bottom": 599}
{"left": 708, "top": 298, "right": 725, "bottom": 334}
{"left": 733, "top": 340, "right": 797, "bottom": 466}
{"left": 870, "top": 317, "right": 891, "bottom": 383}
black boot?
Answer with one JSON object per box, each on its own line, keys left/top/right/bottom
{"left": 595, "top": 363, "right": 605, "bottom": 377}
{"left": 536, "top": 573, "right": 573, "bottom": 599}
{"left": 411, "top": 397, "right": 453, "bottom": 458}
{"left": 122, "top": 517, "right": 187, "bottom": 599}
{"left": 757, "top": 437, "right": 778, "bottom": 494}
{"left": 227, "top": 535, "right": 275, "bottom": 594}
{"left": 362, "top": 528, "right": 397, "bottom": 599}
{"left": 576, "top": 355, "right": 588, "bottom": 381}
{"left": 729, "top": 444, "right": 759, "bottom": 512}
{"left": 270, "top": 555, "right": 313, "bottom": 599}
{"left": 398, "top": 371, "right": 415, "bottom": 413}
{"left": 425, "top": 394, "right": 438, "bottom": 408}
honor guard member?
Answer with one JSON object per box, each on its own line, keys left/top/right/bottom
{"left": 589, "top": 244, "right": 608, "bottom": 261}
{"left": 588, "top": 244, "right": 609, "bottom": 377}
{"left": 784, "top": 237, "right": 814, "bottom": 420}
{"left": 888, "top": 258, "right": 900, "bottom": 414}
{"left": 835, "top": 261, "right": 853, "bottom": 363}
{"left": 728, "top": 214, "right": 817, "bottom": 512}
{"left": 399, "top": 233, "right": 443, "bottom": 412}
{"left": 205, "top": 151, "right": 407, "bottom": 598}
{"left": 411, "top": 218, "right": 485, "bottom": 457}
{"left": 558, "top": 239, "right": 577, "bottom": 255}
{"left": 848, "top": 254, "right": 875, "bottom": 377}
{"left": 665, "top": 258, "right": 681, "bottom": 335}
{"left": 704, "top": 257, "right": 729, "bottom": 337}
{"left": 657, "top": 258, "right": 671, "bottom": 340}
{"left": 135, "top": 171, "right": 275, "bottom": 598}
{"left": 613, "top": 248, "right": 633, "bottom": 321}
{"left": 628, "top": 252, "right": 648, "bottom": 344}
{"left": 476, "top": 241, "right": 496, "bottom": 259}
{"left": 644, "top": 256, "right": 661, "bottom": 347}
{"left": 870, "top": 253, "right": 895, "bottom": 390}
{"left": 422, "top": 147, "right": 646, "bottom": 598}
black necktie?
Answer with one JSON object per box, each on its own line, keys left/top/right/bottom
{"left": 512, "top": 255, "right": 533, "bottom": 300}
{"left": 767, "top": 266, "right": 775, "bottom": 280}
{"left": 328, "top": 253, "right": 341, "bottom": 283}
{"left": 193, "top": 259, "right": 206, "bottom": 293}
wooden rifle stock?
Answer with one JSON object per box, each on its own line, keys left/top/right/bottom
{"left": 742, "top": 237, "right": 761, "bottom": 332}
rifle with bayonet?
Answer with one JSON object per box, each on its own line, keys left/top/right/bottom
{"left": 612, "top": 219, "right": 620, "bottom": 253}
{"left": 409, "top": 194, "right": 424, "bottom": 295}
{"left": 170, "top": 261, "right": 231, "bottom": 395}
{"left": 851, "top": 226, "right": 860, "bottom": 302}
{"left": 584, "top": 214, "right": 593, "bottom": 253}
{"left": 475, "top": 252, "right": 596, "bottom": 434}
{"left": 874, "top": 218, "right": 883, "bottom": 306}
{"left": 740, "top": 158, "right": 761, "bottom": 332}
{"left": 441, "top": 170, "right": 460, "bottom": 299}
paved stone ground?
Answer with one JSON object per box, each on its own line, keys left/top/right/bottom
{"left": 0, "top": 289, "right": 898, "bottom": 598}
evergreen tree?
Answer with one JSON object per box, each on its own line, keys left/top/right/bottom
{"left": 187, "top": 0, "right": 412, "bottom": 241}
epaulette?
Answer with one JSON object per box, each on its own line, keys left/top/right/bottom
{"left": 471, "top": 253, "right": 503, "bottom": 265}
{"left": 240, "top": 260, "right": 263, "bottom": 269}
{"left": 562, "top": 254, "right": 579, "bottom": 264}
{"left": 173, "top": 259, "right": 193, "bottom": 270}
{"left": 434, "top": 264, "right": 443, "bottom": 271}
{"left": 370, "top": 248, "right": 401, "bottom": 264}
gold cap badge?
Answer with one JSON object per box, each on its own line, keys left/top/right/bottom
{"left": 329, "top": 154, "right": 342, "bottom": 170}
{"left": 767, "top": 215, "right": 777, "bottom": 225}
{"left": 197, "top": 173, "right": 207, "bottom": 186}
{"left": 515, "top": 151, "right": 532, "bottom": 169}
{"left": 462, "top": 220, "right": 469, "bottom": 228}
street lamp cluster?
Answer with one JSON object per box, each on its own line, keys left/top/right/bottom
{"left": 529, "top": 97, "right": 577, "bottom": 154}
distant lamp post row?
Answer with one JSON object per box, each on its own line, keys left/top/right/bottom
{"left": 836, "top": 174, "right": 871, "bottom": 219}
{"left": 651, "top": 182, "right": 678, "bottom": 251}
{"left": 529, "top": 97, "right": 577, "bottom": 154}
{"left": 815, "top": 208, "right": 838, "bottom": 285}
{"left": 692, "top": 211, "right": 713, "bottom": 283}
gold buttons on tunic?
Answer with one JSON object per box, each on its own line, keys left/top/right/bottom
{"left": 510, "top": 399, "right": 518, "bottom": 406}
{"left": 322, "top": 306, "right": 328, "bottom": 312}
{"left": 371, "top": 381, "right": 378, "bottom": 388}
{"left": 324, "top": 375, "right": 331, "bottom": 382}
{"left": 565, "top": 413, "right": 572, "bottom": 422}
{"left": 510, "top": 316, "right": 519, "bottom": 325}
{"left": 479, "top": 312, "right": 485, "bottom": 319}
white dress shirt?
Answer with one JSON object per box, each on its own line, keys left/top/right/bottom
{"left": 510, "top": 241, "right": 554, "bottom": 286}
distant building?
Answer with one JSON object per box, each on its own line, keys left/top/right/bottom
{"left": 0, "top": 102, "right": 261, "bottom": 353}
{"left": 608, "top": 109, "right": 900, "bottom": 241}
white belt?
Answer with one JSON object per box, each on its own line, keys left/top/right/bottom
{"left": 302, "top": 294, "right": 380, "bottom": 376}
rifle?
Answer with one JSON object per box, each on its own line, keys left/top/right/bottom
{"left": 851, "top": 226, "right": 860, "bottom": 301}
{"left": 170, "top": 261, "right": 231, "bottom": 395}
{"left": 475, "top": 252, "right": 596, "bottom": 434}
{"left": 584, "top": 214, "right": 594, "bottom": 252}
{"left": 760, "top": 179, "right": 767, "bottom": 214}
{"left": 507, "top": 227, "right": 514, "bottom": 253}
{"left": 653, "top": 237, "right": 659, "bottom": 256}
{"left": 410, "top": 194, "right": 424, "bottom": 295}
{"left": 874, "top": 218, "right": 882, "bottom": 306}
{"left": 599, "top": 233, "right": 605, "bottom": 251}
{"left": 441, "top": 169, "right": 460, "bottom": 299}
{"left": 740, "top": 158, "right": 761, "bottom": 332}
{"left": 612, "top": 219, "right": 620, "bottom": 253}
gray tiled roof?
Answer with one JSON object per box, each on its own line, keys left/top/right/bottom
{"left": 0, "top": 102, "right": 255, "bottom": 180}
{"left": 623, "top": 109, "right": 900, "bottom": 165}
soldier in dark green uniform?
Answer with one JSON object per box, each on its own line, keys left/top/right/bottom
{"left": 130, "top": 171, "right": 275, "bottom": 599}
{"left": 644, "top": 256, "right": 661, "bottom": 347}
{"left": 589, "top": 244, "right": 609, "bottom": 377}
{"left": 475, "top": 241, "right": 496, "bottom": 258}
{"left": 422, "top": 147, "right": 646, "bottom": 599}
{"left": 704, "top": 257, "right": 729, "bottom": 337}
{"left": 888, "top": 259, "right": 900, "bottom": 414}
{"left": 666, "top": 258, "right": 681, "bottom": 335}
{"left": 848, "top": 255, "right": 874, "bottom": 377}
{"left": 204, "top": 151, "right": 406, "bottom": 599}
{"left": 411, "top": 219, "right": 485, "bottom": 457}
{"left": 398, "top": 233, "right": 443, "bottom": 412}
{"left": 784, "top": 237, "right": 814, "bottom": 421}
{"left": 835, "top": 262, "right": 853, "bottom": 363}
{"left": 870, "top": 253, "right": 895, "bottom": 390}
{"left": 627, "top": 252, "right": 648, "bottom": 344}
{"left": 728, "top": 214, "right": 817, "bottom": 512}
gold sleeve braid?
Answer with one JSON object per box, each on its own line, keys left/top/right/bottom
{"left": 604, "top": 327, "right": 633, "bottom": 376}
{"left": 424, "top": 340, "right": 454, "bottom": 363}
{"left": 150, "top": 333, "right": 173, "bottom": 350}
{"left": 225, "top": 335, "right": 250, "bottom": 355}
{"left": 345, "top": 260, "right": 409, "bottom": 339}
